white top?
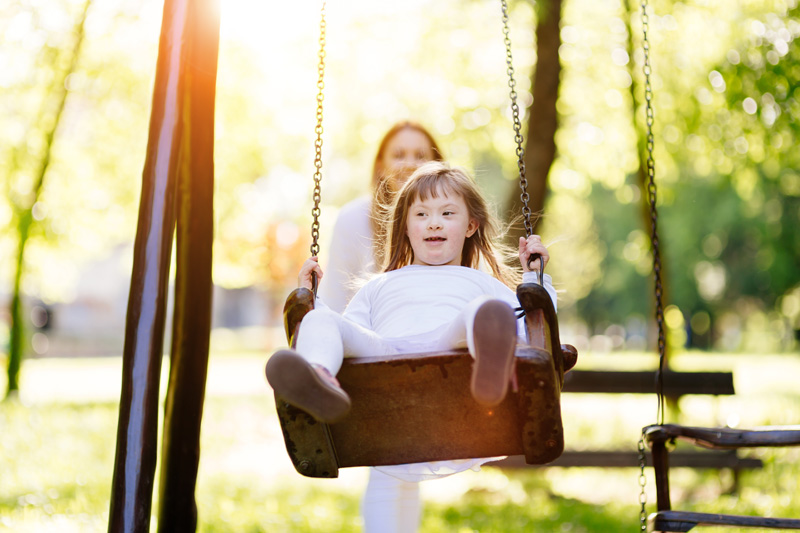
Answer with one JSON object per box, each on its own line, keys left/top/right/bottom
{"left": 318, "top": 196, "right": 375, "bottom": 313}
{"left": 342, "top": 265, "right": 556, "bottom": 347}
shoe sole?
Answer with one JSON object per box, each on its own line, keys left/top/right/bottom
{"left": 471, "top": 301, "right": 517, "bottom": 407}
{"left": 266, "top": 350, "right": 351, "bottom": 423}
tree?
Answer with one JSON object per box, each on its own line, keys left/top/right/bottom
{"left": 560, "top": 0, "right": 799, "bottom": 351}
{"left": 4, "top": 0, "right": 92, "bottom": 398}
{"left": 660, "top": 2, "right": 800, "bottom": 350}
{"left": 504, "top": 0, "right": 563, "bottom": 239}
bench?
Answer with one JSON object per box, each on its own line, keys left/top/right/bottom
{"left": 488, "top": 368, "right": 763, "bottom": 484}
{"left": 645, "top": 424, "right": 800, "bottom": 531}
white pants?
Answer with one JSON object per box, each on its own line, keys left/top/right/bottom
{"left": 362, "top": 467, "right": 421, "bottom": 533}
{"left": 296, "top": 295, "right": 499, "bottom": 374}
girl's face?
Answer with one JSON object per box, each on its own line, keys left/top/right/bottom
{"left": 406, "top": 188, "right": 478, "bottom": 267}
{"left": 378, "top": 128, "right": 436, "bottom": 190}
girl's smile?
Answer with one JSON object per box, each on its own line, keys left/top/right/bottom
{"left": 406, "top": 188, "right": 478, "bottom": 267}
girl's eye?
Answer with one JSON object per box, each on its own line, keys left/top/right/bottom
{"left": 443, "top": 211, "right": 453, "bottom": 216}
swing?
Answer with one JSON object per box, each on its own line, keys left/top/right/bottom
{"left": 269, "top": 1, "right": 577, "bottom": 479}
{"left": 633, "top": 2, "right": 800, "bottom": 530}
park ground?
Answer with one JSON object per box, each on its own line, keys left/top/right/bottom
{"left": 1, "top": 344, "right": 799, "bottom": 532}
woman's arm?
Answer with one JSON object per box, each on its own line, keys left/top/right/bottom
{"left": 318, "top": 197, "right": 374, "bottom": 313}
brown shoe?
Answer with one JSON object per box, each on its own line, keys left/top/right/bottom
{"left": 266, "top": 349, "right": 351, "bottom": 423}
{"left": 470, "top": 300, "right": 517, "bottom": 407}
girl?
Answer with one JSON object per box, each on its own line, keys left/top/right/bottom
{"left": 312, "top": 124, "right": 445, "bottom": 531}
{"left": 267, "top": 162, "right": 556, "bottom": 532}
{"left": 319, "top": 121, "right": 444, "bottom": 313}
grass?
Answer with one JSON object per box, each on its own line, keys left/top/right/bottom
{"left": 1, "top": 350, "right": 799, "bottom": 531}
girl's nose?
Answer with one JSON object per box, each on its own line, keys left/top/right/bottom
{"left": 428, "top": 217, "right": 442, "bottom": 230}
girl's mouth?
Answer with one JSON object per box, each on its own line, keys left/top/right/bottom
{"left": 425, "top": 237, "right": 446, "bottom": 241}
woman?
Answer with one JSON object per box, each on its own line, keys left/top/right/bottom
{"left": 318, "top": 121, "right": 444, "bottom": 312}
{"left": 314, "top": 122, "right": 443, "bottom": 532}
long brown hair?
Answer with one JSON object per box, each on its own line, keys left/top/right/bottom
{"left": 370, "top": 122, "right": 444, "bottom": 265}
{"left": 371, "top": 121, "right": 443, "bottom": 186}
{"left": 381, "top": 162, "right": 517, "bottom": 287}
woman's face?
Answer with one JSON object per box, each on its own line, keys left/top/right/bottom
{"left": 378, "top": 128, "right": 436, "bottom": 190}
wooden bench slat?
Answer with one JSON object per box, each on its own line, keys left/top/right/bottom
{"left": 563, "top": 370, "right": 734, "bottom": 396}
{"left": 650, "top": 511, "right": 800, "bottom": 532}
{"left": 646, "top": 424, "right": 800, "bottom": 450}
{"left": 489, "top": 450, "right": 762, "bottom": 470}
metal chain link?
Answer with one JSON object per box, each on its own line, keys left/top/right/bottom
{"left": 500, "top": 0, "right": 532, "bottom": 237}
{"left": 640, "top": 0, "right": 666, "bottom": 427}
{"left": 638, "top": 429, "right": 649, "bottom": 531}
{"left": 309, "top": 2, "right": 326, "bottom": 259}
{"left": 639, "top": 1, "right": 662, "bottom": 530}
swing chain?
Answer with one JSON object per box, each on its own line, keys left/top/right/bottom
{"left": 310, "top": 2, "right": 327, "bottom": 259}
{"left": 638, "top": 1, "right": 661, "bottom": 529}
{"left": 640, "top": 0, "right": 666, "bottom": 426}
{"left": 500, "top": 0, "right": 532, "bottom": 237}
{"left": 638, "top": 429, "right": 648, "bottom": 531}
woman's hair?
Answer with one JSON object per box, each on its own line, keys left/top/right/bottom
{"left": 370, "top": 121, "right": 443, "bottom": 186}
{"left": 381, "top": 161, "right": 518, "bottom": 287}
{"left": 370, "top": 121, "right": 444, "bottom": 265}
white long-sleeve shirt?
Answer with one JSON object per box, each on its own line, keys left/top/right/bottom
{"left": 341, "top": 264, "right": 556, "bottom": 348}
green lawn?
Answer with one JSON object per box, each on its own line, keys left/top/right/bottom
{"left": 1, "top": 351, "right": 798, "bottom": 532}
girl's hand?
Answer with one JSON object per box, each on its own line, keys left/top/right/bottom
{"left": 518, "top": 235, "right": 549, "bottom": 272}
{"left": 298, "top": 257, "right": 323, "bottom": 290}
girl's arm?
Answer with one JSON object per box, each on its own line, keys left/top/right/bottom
{"left": 517, "top": 235, "right": 557, "bottom": 313}
{"left": 298, "top": 257, "right": 324, "bottom": 291}
{"left": 518, "top": 235, "right": 549, "bottom": 272}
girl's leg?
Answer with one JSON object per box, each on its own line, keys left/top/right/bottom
{"left": 296, "top": 308, "right": 396, "bottom": 374}
{"left": 435, "top": 295, "right": 492, "bottom": 352}
{"left": 362, "top": 468, "right": 421, "bottom": 533}
{"left": 293, "top": 308, "right": 344, "bottom": 373}
{"left": 266, "top": 308, "right": 395, "bottom": 422}
{"left": 436, "top": 296, "right": 517, "bottom": 406}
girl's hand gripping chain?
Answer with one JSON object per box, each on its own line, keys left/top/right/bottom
{"left": 518, "top": 235, "right": 549, "bottom": 273}
{"left": 299, "top": 257, "right": 324, "bottom": 291}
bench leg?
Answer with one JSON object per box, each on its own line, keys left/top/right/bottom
{"left": 651, "top": 440, "right": 672, "bottom": 512}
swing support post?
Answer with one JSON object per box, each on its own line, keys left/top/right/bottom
{"left": 107, "top": 0, "right": 220, "bottom": 531}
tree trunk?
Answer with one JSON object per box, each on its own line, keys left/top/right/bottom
{"left": 505, "top": 0, "right": 562, "bottom": 241}
{"left": 5, "top": 0, "right": 91, "bottom": 399}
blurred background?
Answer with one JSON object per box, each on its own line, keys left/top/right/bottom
{"left": 1, "top": 0, "right": 798, "bottom": 531}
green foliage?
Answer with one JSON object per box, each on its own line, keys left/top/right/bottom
{"left": 1, "top": 0, "right": 798, "bottom": 355}
{"left": 548, "top": 0, "right": 800, "bottom": 352}
{"left": 657, "top": 1, "right": 800, "bottom": 351}
{"left": 0, "top": 0, "right": 150, "bottom": 300}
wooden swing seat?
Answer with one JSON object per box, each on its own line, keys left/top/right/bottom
{"left": 272, "top": 283, "right": 577, "bottom": 478}
{"left": 645, "top": 424, "right": 800, "bottom": 532}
